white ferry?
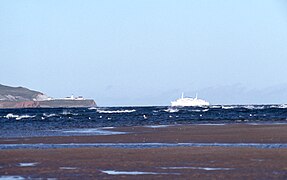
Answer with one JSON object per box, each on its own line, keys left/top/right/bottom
{"left": 171, "top": 93, "right": 210, "bottom": 107}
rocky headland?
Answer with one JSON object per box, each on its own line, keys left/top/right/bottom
{"left": 0, "top": 84, "right": 96, "bottom": 108}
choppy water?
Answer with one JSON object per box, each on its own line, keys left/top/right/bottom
{"left": 1, "top": 105, "right": 287, "bottom": 138}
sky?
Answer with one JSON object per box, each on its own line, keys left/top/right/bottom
{"left": 1, "top": 0, "right": 287, "bottom": 106}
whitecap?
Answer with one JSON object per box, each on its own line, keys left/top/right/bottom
{"left": 191, "top": 109, "right": 209, "bottom": 112}
{"left": 164, "top": 108, "right": 179, "bottom": 113}
{"left": 5, "top": 113, "right": 19, "bottom": 119}
{"left": 210, "top": 105, "right": 221, "bottom": 109}
{"left": 191, "top": 110, "right": 201, "bottom": 112}
{"left": 43, "top": 113, "right": 57, "bottom": 118}
{"left": 61, "top": 111, "right": 78, "bottom": 116}
{"left": 15, "top": 115, "right": 35, "bottom": 120}
{"left": 96, "top": 109, "right": 136, "bottom": 114}
{"left": 244, "top": 105, "right": 265, "bottom": 110}
{"left": 222, "top": 106, "right": 235, "bottom": 109}
{"left": 278, "top": 104, "right": 287, "bottom": 109}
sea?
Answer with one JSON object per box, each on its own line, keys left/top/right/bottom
{"left": 1, "top": 105, "right": 287, "bottom": 138}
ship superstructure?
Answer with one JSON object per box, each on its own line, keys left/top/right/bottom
{"left": 171, "top": 93, "right": 209, "bottom": 107}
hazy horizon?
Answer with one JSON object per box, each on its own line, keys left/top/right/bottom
{"left": 1, "top": 0, "right": 287, "bottom": 106}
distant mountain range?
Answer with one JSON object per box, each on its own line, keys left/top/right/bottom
{"left": 0, "top": 84, "right": 96, "bottom": 108}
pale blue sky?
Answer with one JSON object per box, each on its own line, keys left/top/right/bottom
{"left": 1, "top": 0, "right": 287, "bottom": 106}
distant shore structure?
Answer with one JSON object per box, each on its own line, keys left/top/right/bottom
{"left": 0, "top": 84, "right": 96, "bottom": 109}
{"left": 171, "top": 92, "right": 210, "bottom": 107}
{"left": 41, "top": 94, "right": 86, "bottom": 101}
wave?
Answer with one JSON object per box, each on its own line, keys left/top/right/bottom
{"left": 96, "top": 109, "right": 136, "bottom": 114}
{"left": 164, "top": 108, "right": 179, "bottom": 113}
{"left": 43, "top": 113, "right": 57, "bottom": 118}
{"left": 191, "top": 109, "right": 209, "bottom": 112}
{"left": 210, "top": 105, "right": 221, "bottom": 109}
{"left": 278, "top": 104, "right": 287, "bottom": 109}
{"left": 222, "top": 106, "right": 236, "bottom": 109}
{"left": 5, "top": 113, "right": 19, "bottom": 119}
{"left": 243, "top": 105, "right": 265, "bottom": 110}
{"left": 5, "top": 114, "right": 35, "bottom": 120}
{"left": 61, "top": 110, "right": 78, "bottom": 116}
{"left": 16, "top": 115, "right": 35, "bottom": 120}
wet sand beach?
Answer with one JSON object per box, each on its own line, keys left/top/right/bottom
{"left": 0, "top": 124, "right": 287, "bottom": 179}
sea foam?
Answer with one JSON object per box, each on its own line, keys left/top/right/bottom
{"left": 96, "top": 109, "right": 136, "bottom": 114}
{"left": 164, "top": 108, "right": 179, "bottom": 113}
{"left": 5, "top": 113, "right": 19, "bottom": 119}
{"left": 15, "top": 115, "right": 35, "bottom": 120}
{"left": 5, "top": 114, "right": 35, "bottom": 120}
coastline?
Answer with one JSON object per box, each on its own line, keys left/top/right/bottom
{"left": 1, "top": 124, "right": 287, "bottom": 144}
{"left": 1, "top": 124, "right": 287, "bottom": 179}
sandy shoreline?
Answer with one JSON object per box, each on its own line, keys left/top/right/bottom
{"left": 0, "top": 124, "right": 287, "bottom": 179}
{"left": 1, "top": 147, "right": 287, "bottom": 179}
{"left": 1, "top": 124, "right": 287, "bottom": 144}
